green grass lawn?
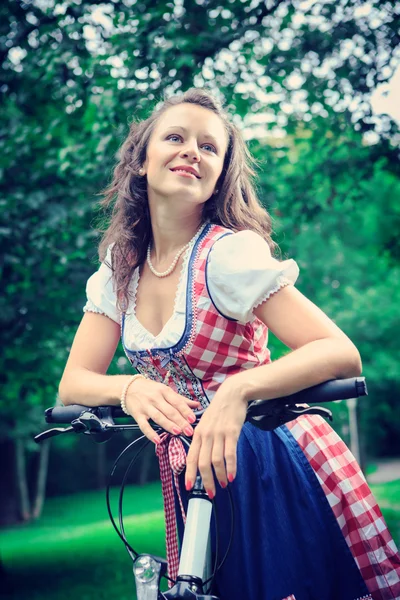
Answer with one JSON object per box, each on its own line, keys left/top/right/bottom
{"left": 366, "top": 479, "right": 400, "bottom": 546}
{"left": 1, "top": 483, "right": 166, "bottom": 600}
{"left": 1, "top": 480, "right": 399, "bottom": 600}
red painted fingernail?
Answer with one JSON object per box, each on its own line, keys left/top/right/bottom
{"left": 154, "top": 436, "right": 161, "bottom": 445}
{"left": 185, "top": 480, "right": 192, "bottom": 491}
{"left": 184, "top": 425, "right": 193, "bottom": 436}
{"left": 228, "top": 473, "right": 234, "bottom": 483}
{"left": 207, "top": 489, "right": 214, "bottom": 500}
{"left": 219, "top": 481, "right": 227, "bottom": 489}
{"left": 172, "top": 427, "right": 181, "bottom": 435}
{"left": 187, "top": 414, "right": 196, "bottom": 424}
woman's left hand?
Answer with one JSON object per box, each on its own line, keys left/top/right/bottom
{"left": 184, "top": 378, "right": 248, "bottom": 499}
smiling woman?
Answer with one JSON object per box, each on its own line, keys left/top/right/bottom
{"left": 58, "top": 88, "right": 400, "bottom": 600}
{"left": 141, "top": 103, "right": 227, "bottom": 217}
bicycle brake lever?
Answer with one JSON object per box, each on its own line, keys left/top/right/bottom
{"left": 72, "top": 408, "right": 116, "bottom": 442}
{"left": 34, "top": 426, "right": 75, "bottom": 443}
{"left": 288, "top": 405, "right": 333, "bottom": 420}
{"left": 247, "top": 405, "right": 333, "bottom": 431}
{"left": 34, "top": 412, "right": 111, "bottom": 442}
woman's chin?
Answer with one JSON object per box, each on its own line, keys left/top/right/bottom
{"left": 147, "top": 184, "right": 210, "bottom": 206}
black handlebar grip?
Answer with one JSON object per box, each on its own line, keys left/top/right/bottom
{"left": 46, "top": 405, "right": 125, "bottom": 423}
{"left": 45, "top": 405, "right": 91, "bottom": 423}
{"left": 282, "top": 377, "right": 367, "bottom": 405}
{"left": 46, "top": 405, "right": 128, "bottom": 423}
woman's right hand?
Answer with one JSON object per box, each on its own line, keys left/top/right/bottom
{"left": 125, "top": 377, "right": 200, "bottom": 443}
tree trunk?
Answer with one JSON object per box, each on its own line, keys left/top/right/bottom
{"left": 15, "top": 437, "right": 31, "bottom": 521}
{"left": 0, "top": 439, "right": 19, "bottom": 526}
{"left": 32, "top": 439, "right": 50, "bottom": 519}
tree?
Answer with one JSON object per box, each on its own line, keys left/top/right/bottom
{"left": 1, "top": 0, "right": 399, "bottom": 524}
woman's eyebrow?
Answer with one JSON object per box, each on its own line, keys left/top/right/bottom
{"left": 163, "top": 125, "right": 219, "bottom": 147}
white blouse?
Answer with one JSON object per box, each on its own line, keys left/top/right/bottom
{"left": 83, "top": 230, "right": 299, "bottom": 350}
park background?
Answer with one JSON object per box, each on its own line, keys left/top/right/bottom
{"left": 1, "top": 0, "right": 399, "bottom": 598}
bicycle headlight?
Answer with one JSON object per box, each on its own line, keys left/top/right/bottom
{"left": 133, "top": 555, "right": 161, "bottom": 600}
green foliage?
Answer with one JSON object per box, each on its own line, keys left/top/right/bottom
{"left": 255, "top": 119, "right": 400, "bottom": 454}
{"left": 1, "top": 483, "right": 165, "bottom": 600}
{"left": 1, "top": 0, "right": 399, "bottom": 509}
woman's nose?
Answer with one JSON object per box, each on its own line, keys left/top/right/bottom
{"left": 180, "top": 142, "right": 200, "bottom": 162}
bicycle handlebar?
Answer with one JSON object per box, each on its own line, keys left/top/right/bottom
{"left": 46, "top": 403, "right": 126, "bottom": 423}
{"left": 246, "top": 376, "right": 367, "bottom": 417}
{"left": 45, "top": 377, "right": 367, "bottom": 424}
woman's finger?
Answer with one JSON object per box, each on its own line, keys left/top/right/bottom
{"left": 197, "top": 433, "right": 215, "bottom": 499}
{"left": 185, "top": 434, "right": 201, "bottom": 492}
{"left": 164, "top": 389, "right": 200, "bottom": 424}
{"left": 135, "top": 415, "right": 160, "bottom": 444}
{"left": 224, "top": 433, "right": 238, "bottom": 483}
{"left": 186, "top": 399, "right": 202, "bottom": 408}
{"left": 211, "top": 435, "right": 227, "bottom": 489}
{"left": 151, "top": 396, "right": 194, "bottom": 435}
{"left": 148, "top": 406, "right": 193, "bottom": 437}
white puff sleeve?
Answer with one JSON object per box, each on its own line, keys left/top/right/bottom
{"left": 207, "top": 230, "right": 299, "bottom": 324}
{"left": 83, "top": 245, "right": 120, "bottom": 324}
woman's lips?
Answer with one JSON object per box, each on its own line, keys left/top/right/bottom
{"left": 170, "top": 169, "right": 198, "bottom": 179}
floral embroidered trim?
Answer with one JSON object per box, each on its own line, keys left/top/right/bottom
{"left": 175, "top": 224, "right": 220, "bottom": 359}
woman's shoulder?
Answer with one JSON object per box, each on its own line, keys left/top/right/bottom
{"left": 208, "top": 228, "right": 276, "bottom": 271}
{"left": 83, "top": 243, "right": 121, "bottom": 323}
{"left": 206, "top": 228, "right": 299, "bottom": 323}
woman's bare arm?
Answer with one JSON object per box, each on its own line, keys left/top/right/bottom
{"left": 58, "top": 312, "right": 200, "bottom": 437}
{"left": 58, "top": 312, "right": 127, "bottom": 406}
{"left": 233, "top": 285, "right": 362, "bottom": 402}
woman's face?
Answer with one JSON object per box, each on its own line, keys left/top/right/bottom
{"left": 143, "top": 103, "right": 228, "bottom": 209}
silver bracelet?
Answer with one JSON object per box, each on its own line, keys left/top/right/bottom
{"left": 120, "top": 374, "right": 146, "bottom": 415}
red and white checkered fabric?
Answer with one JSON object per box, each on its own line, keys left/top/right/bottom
{"left": 287, "top": 415, "right": 400, "bottom": 600}
{"left": 182, "top": 225, "right": 271, "bottom": 401}
{"left": 156, "top": 433, "right": 187, "bottom": 584}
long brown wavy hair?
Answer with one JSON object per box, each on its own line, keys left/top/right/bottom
{"left": 99, "top": 88, "right": 277, "bottom": 311}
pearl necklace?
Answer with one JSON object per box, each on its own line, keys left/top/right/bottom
{"left": 146, "top": 222, "right": 206, "bottom": 278}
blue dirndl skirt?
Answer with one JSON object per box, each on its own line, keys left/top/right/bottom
{"left": 176, "top": 422, "right": 371, "bottom": 600}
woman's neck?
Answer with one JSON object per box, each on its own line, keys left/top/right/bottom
{"left": 149, "top": 205, "right": 204, "bottom": 262}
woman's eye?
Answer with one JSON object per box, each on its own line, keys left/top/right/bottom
{"left": 202, "top": 143, "right": 217, "bottom": 153}
{"left": 167, "top": 134, "right": 182, "bottom": 142}
{"left": 166, "top": 134, "right": 216, "bottom": 153}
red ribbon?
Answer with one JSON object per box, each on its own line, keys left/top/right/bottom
{"left": 156, "top": 433, "right": 187, "bottom": 583}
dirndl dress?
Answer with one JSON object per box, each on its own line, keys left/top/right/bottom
{"left": 84, "top": 222, "right": 400, "bottom": 600}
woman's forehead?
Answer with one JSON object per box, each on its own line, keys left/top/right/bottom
{"left": 154, "top": 103, "right": 228, "bottom": 146}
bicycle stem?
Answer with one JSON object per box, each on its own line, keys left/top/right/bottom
{"left": 178, "top": 477, "right": 213, "bottom": 581}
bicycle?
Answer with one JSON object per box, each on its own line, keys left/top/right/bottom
{"left": 35, "top": 377, "right": 368, "bottom": 600}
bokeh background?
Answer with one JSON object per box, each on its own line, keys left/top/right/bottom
{"left": 1, "top": 1, "right": 399, "bottom": 598}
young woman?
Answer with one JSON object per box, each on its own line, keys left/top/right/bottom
{"left": 59, "top": 88, "right": 400, "bottom": 600}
